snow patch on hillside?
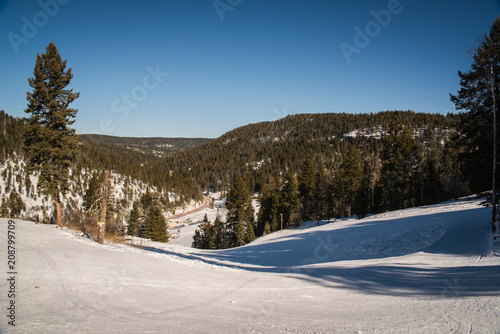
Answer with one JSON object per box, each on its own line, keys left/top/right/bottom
{"left": 0, "top": 157, "right": 182, "bottom": 223}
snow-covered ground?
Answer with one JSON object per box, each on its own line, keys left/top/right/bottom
{"left": 1, "top": 198, "right": 500, "bottom": 333}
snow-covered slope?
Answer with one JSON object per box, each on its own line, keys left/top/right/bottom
{"left": 1, "top": 199, "right": 499, "bottom": 333}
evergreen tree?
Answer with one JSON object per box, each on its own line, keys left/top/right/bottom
{"left": 0, "top": 110, "right": 23, "bottom": 163}
{"left": 263, "top": 222, "right": 271, "bottom": 236}
{"left": 245, "top": 221, "right": 255, "bottom": 243}
{"left": 333, "top": 145, "right": 363, "bottom": 217}
{"left": 192, "top": 228, "right": 202, "bottom": 248}
{"left": 313, "top": 169, "right": 328, "bottom": 222}
{"left": 83, "top": 172, "right": 101, "bottom": 215}
{"left": 0, "top": 197, "right": 8, "bottom": 217}
{"left": 23, "top": 42, "right": 79, "bottom": 226}
{"left": 416, "top": 134, "right": 444, "bottom": 206}
{"left": 143, "top": 206, "right": 168, "bottom": 243}
{"left": 450, "top": 17, "right": 500, "bottom": 221}
{"left": 355, "top": 156, "right": 379, "bottom": 218}
{"left": 213, "top": 215, "right": 227, "bottom": 249}
{"left": 192, "top": 218, "right": 217, "bottom": 249}
{"left": 298, "top": 159, "right": 316, "bottom": 221}
{"left": 8, "top": 191, "right": 25, "bottom": 218}
{"left": 140, "top": 189, "right": 154, "bottom": 209}
{"left": 127, "top": 201, "right": 142, "bottom": 236}
{"left": 205, "top": 221, "right": 217, "bottom": 249}
{"left": 135, "top": 191, "right": 158, "bottom": 238}
{"left": 192, "top": 213, "right": 229, "bottom": 249}
{"left": 378, "top": 111, "right": 420, "bottom": 211}
{"left": 226, "top": 175, "right": 254, "bottom": 223}
{"left": 233, "top": 220, "right": 246, "bottom": 247}
{"left": 280, "top": 173, "right": 301, "bottom": 228}
{"left": 192, "top": 228, "right": 204, "bottom": 248}
{"left": 257, "top": 177, "right": 281, "bottom": 235}
{"left": 226, "top": 175, "right": 254, "bottom": 247}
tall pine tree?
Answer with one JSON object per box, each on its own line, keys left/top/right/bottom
{"left": 450, "top": 17, "right": 500, "bottom": 225}
{"left": 127, "top": 201, "right": 142, "bottom": 236}
{"left": 23, "top": 42, "right": 79, "bottom": 226}
{"left": 280, "top": 173, "right": 301, "bottom": 228}
{"left": 257, "top": 177, "right": 281, "bottom": 234}
{"left": 226, "top": 175, "right": 254, "bottom": 247}
{"left": 298, "top": 159, "right": 316, "bottom": 221}
{"left": 378, "top": 111, "right": 419, "bottom": 212}
{"left": 143, "top": 206, "right": 169, "bottom": 243}
{"left": 333, "top": 145, "right": 363, "bottom": 217}
{"left": 83, "top": 172, "right": 102, "bottom": 216}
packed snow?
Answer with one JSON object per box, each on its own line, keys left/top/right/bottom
{"left": 1, "top": 198, "right": 500, "bottom": 333}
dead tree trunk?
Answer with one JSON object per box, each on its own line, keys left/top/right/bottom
{"left": 55, "top": 193, "right": 62, "bottom": 227}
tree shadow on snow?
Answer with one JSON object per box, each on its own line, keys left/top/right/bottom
{"left": 287, "top": 263, "right": 500, "bottom": 297}
{"left": 198, "top": 207, "right": 489, "bottom": 265}
{"left": 146, "top": 204, "right": 500, "bottom": 297}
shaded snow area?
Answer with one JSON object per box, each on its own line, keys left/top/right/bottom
{"left": 1, "top": 199, "right": 500, "bottom": 333}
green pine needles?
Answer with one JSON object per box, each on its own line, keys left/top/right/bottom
{"left": 193, "top": 175, "right": 256, "bottom": 249}
{"left": 23, "top": 42, "right": 79, "bottom": 226}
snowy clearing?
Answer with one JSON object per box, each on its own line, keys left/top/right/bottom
{"left": 1, "top": 198, "right": 500, "bottom": 333}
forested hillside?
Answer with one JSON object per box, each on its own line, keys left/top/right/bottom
{"left": 0, "top": 110, "right": 23, "bottom": 161}
{"left": 156, "top": 110, "right": 460, "bottom": 197}
{"left": 78, "top": 135, "right": 204, "bottom": 202}
{"left": 161, "top": 110, "right": 470, "bottom": 248}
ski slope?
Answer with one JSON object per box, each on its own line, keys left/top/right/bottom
{"left": 1, "top": 199, "right": 500, "bottom": 333}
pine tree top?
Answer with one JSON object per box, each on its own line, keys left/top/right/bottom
{"left": 23, "top": 42, "right": 80, "bottom": 198}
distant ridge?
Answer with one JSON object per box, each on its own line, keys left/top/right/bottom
{"left": 80, "top": 134, "right": 212, "bottom": 158}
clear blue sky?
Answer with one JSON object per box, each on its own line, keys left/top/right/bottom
{"left": 0, "top": 0, "right": 499, "bottom": 138}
